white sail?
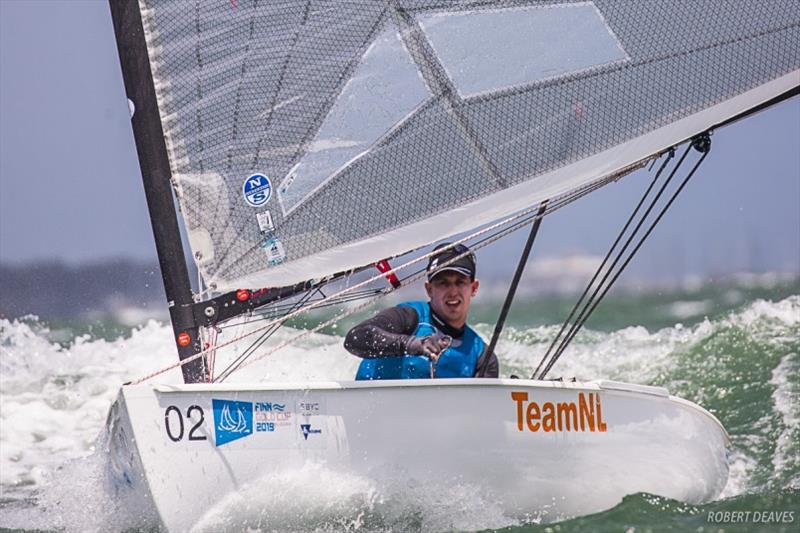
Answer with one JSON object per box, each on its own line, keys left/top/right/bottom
{"left": 136, "top": 0, "right": 800, "bottom": 291}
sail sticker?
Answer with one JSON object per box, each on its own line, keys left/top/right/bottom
{"left": 254, "top": 401, "right": 292, "bottom": 430}
{"left": 212, "top": 399, "right": 253, "bottom": 446}
{"left": 261, "top": 233, "right": 287, "bottom": 265}
{"left": 256, "top": 210, "right": 274, "bottom": 233}
{"left": 242, "top": 173, "right": 272, "bottom": 207}
{"left": 300, "top": 423, "right": 322, "bottom": 440}
{"left": 279, "top": 170, "right": 296, "bottom": 196}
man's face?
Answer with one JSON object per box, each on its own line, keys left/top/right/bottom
{"left": 425, "top": 271, "right": 479, "bottom": 329}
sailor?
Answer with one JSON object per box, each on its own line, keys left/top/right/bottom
{"left": 345, "top": 243, "right": 499, "bottom": 379}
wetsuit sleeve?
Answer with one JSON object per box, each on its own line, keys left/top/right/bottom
{"left": 473, "top": 347, "right": 499, "bottom": 378}
{"left": 344, "top": 306, "right": 419, "bottom": 358}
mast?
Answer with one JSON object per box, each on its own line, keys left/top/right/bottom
{"left": 108, "top": 0, "right": 207, "bottom": 383}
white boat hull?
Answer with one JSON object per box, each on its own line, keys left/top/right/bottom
{"left": 105, "top": 379, "right": 729, "bottom": 531}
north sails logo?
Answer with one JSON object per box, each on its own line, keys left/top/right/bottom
{"left": 212, "top": 399, "right": 253, "bottom": 446}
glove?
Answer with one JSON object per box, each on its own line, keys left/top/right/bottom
{"left": 404, "top": 333, "right": 451, "bottom": 362}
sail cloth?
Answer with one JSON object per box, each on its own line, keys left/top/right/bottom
{"left": 136, "top": 0, "right": 800, "bottom": 292}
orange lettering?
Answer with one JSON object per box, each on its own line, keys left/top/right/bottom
{"left": 542, "top": 402, "right": 555, "bottom": 432}
{"left": 596, "top": 394, "right": 607, "bottom": 432}
{"left": 512, "top": 391, "right": 608, "bottom": 434}
{"left": 579, "top": 393, "right": 595, "bottom": 431}
{"left": 557, "top": 402, "right": 578, "bottom": 431}
{"left": 526, "top": 401, "right": 540, "bottom": 431}
{"left": 511, "top": 391, "right": 528, "bottom": 431}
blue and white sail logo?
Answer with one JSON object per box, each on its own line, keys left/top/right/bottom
{"left": 212, "top": 399, "right": 253, "bottom": 446}
{"left": 242, "top": 173, "right": 272, "bottom": 207}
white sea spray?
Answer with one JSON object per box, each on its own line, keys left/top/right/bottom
{"left": 769, "top": 352, "right": 800, "bottom": 489}
{"left": 192, "top": 461, "right": 514, "bottom": 533}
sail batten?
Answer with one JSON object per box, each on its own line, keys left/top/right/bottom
{"left": 133, "top": 0, "right": 800, "bottom": 291}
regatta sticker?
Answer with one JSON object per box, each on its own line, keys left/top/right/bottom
{"left": 261, "top": 234, "right": 287, "bottom": 265}
{"left": 242, "top": 173, "right": 272, "bottom": 207}
{"left": 511, "top": 391, "right": 607, "bottom": 433}
{"left": 254, "top": 401, "right": 292, "bottom": 431}
{"left": 212, "top": 399, "right": 253, "bottom": 446}
{"left": 256, "top": 210, "right": 274, "bottom": 233}
{"left": 300, "top": 423, "right": 322, "bottom": 440}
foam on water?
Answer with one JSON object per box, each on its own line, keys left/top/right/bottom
{"left": 0, "top": 296, "right": 798, "bottom": 531}
{"left": 191, "top": 462, "right": 514, "bottom": 533}
{"left": 769, "top": 352, "right": 800, "bottom": 490}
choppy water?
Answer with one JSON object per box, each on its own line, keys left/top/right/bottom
{"left": 0, "top": 277, "right": 798, "bottom": 532}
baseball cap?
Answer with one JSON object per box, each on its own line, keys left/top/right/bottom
{"left": 426, "top": 243, "right": 476, "bottom": 281}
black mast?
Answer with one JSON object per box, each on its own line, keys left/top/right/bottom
{"left": 108, "top": 0, "right": 207, "bottom": 383}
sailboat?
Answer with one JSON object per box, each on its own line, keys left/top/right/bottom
{"left": 104, "top": 0, "right": 799, "bottom": 530}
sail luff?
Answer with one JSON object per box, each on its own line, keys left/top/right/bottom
{"left": 108, "top": 0, "right": 206, "bottom": 383}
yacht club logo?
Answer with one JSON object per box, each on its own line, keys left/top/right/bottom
{"left": 212, "top": 399, "right": 253, "bottom": 446}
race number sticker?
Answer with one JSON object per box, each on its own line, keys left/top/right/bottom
{"left": 242, "top": 174, "right": 272, "bottom": 207}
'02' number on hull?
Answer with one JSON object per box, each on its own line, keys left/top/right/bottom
{"left": 164, "top": 405, "right": 207, "bottom": 442}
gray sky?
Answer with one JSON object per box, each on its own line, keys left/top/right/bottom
{"left": 1, "top": 0, "right": 798, "bottom": 281}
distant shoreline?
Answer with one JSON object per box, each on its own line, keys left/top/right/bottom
{"left": 2, "top": 258, "right": 797, "bottom": 324}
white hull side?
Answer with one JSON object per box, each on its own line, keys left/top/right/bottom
{"left": 107, "top": 379, "right": 729, "bottom": 531}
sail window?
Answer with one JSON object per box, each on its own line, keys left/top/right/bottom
{"left": 278, "top": 25, "right": 430, "bottom": 215}
{"left": 417, "top": 2, "right": 628, "bottom": 98}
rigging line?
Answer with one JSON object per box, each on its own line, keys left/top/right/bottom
{"left": 394, "top": 174, "right": 615, "bottom": 287}
{"left": 244, "top": 287, "right": 387, "bottom": 320}
{"left": 539, "top": 135, "right": 711, "bottom": 379}
{"left": 127, "top": 166, "right": 632, "bottom": 384}
{"left": 531, "top": 149, "right": 676, "bottom": 379}
{"left": 463, "top": 175, "right": 616, "bottom": 262}
{"left": 224, "top": 186, "right": 617, "bottom": 379}
{"left": 128, "top": 201, "right": 536, "bottom": 384}
{"left": 234, "top": 194, "right": 579, "bottom": 376}
{"left": 213, "top": 288, "right": 385, "bottom": 328}
{"left": 536, "top": 142, "right": 694, "bottom": 379}
{"left": 214, "top": 286, "right": 322, "bottom": 382}
{"left": 206, "top": 326, "right": 219, "bottom": 382}
{"left": 486, "top": 201, "right": 548, "bottom": 360}
{"left": 218, "top": 284, "right": 389, "bottom": 380}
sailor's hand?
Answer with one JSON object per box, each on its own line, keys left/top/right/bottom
{"left": 405, "top": 334, "right": 451, "bottom": 362}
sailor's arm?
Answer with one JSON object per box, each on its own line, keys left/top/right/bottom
{"left": 344, "top": 306, "right": 419, "bottom": 358}
{"left": 473, "top": 347, "right": 499, "bottom": 378}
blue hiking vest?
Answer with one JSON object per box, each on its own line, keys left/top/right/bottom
{"left": 355, "top": 301, "right": 485, "bottom": 380}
